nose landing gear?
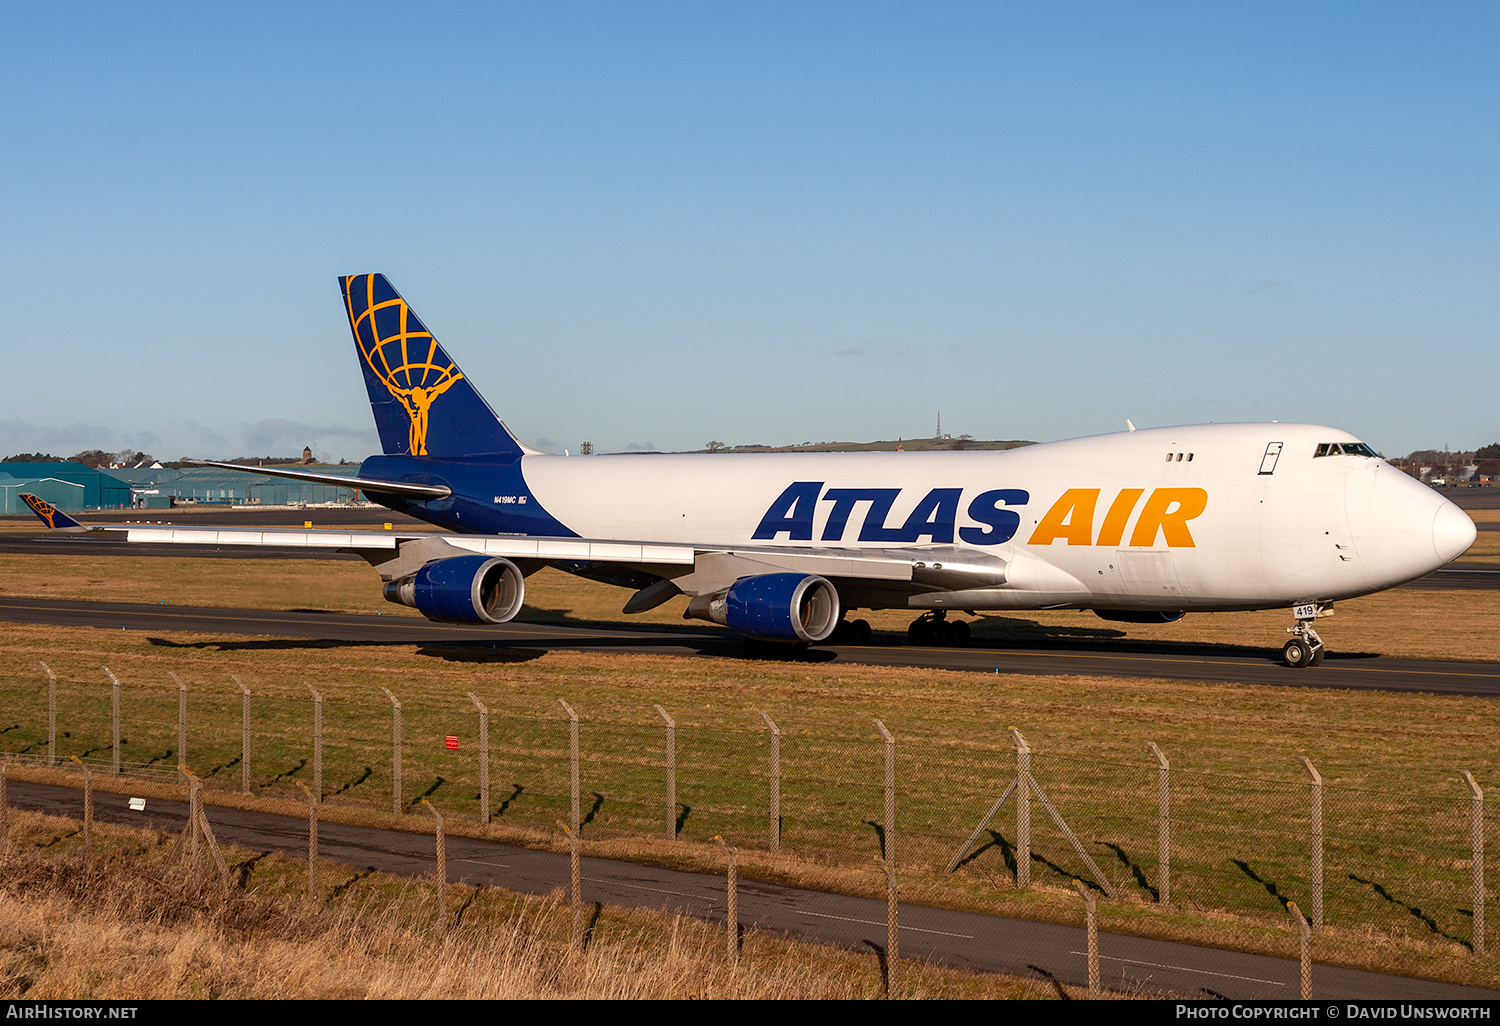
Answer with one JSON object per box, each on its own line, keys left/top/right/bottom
{"left": 1283, "top": 603, "right": 1332, "bottom": 668}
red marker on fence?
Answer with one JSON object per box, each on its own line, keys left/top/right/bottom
{"left": 445, "top": 734, "right": 458, "bottom": 751}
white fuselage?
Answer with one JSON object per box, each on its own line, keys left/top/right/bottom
{"left": 518, "top": 423, "right": 1474, "bottom": 612}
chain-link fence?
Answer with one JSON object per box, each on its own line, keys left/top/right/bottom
{"left": 1, "top": 663, "right": 1492, "bottom": 953}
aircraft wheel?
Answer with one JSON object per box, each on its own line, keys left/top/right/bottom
{"left": 844, "top": 618, "right": 871, "bottom": 644}
{"left": 1282, "top": 639, "right": 1313, "bottom": 668}
{"left": 1308, "top": 645, "right": 1325, "bottom": 667}
{"left": 948, "top": 620, "right": 970, "bottom": 646}
{"left": 908, "top": 618, "right": 931, "bottom": 644}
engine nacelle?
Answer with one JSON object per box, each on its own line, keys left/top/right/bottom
{"left": 686, "top": 572, "right": 842, "bottom": 643}
{"left": 383, "top": 555, "right": 525, "bottom": 625}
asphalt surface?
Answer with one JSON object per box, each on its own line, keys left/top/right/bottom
{"left": 7, "top": 778, "right": 1494, "bottom": 1000}
{"left": 3, "top": 596, "right": 1499, "bottom": 697}
{"left": 1, "top": 495, "right": 1495, "bottom": 693}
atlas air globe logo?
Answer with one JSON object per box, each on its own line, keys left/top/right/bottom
{"left": 345, "top": 274, "right": 464, "bottom": 456}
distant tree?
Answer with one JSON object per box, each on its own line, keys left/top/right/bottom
{"left": 705, "top": 441, "right": 725, "bottom": 452}
{"left": 2, "top": 452, "right": 61, "bottom": 463}
{"left": 114, "top": 449, "right": 154, "bottom": 467}
{"left": 1477, "top": 443, "right": 1500, "bottom": 460}
{"left": 68, "top": 449, "right": 114, "bottom": 468}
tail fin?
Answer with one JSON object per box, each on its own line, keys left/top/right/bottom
{"left": 339, "top": 274, "right": 526, "bottom": 458}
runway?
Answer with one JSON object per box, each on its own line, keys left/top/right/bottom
{"left": 3, "top": 595, "right": 1498, "bottom": 697}
{"left": 3, "top": 494, "right": 1496, "bottom": 694}
{"left": 7, "top": 778, "right": 1495, "bottom": 1000}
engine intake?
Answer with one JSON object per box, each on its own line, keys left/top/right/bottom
{"left": 686, "top": 572, "right": 842, "bottom": 643}
{"left": 383, "top": 555, "right": 525, "bottom": 624}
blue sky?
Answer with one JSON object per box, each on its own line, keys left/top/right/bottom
{"left": 2, "top": 2, "right": 1495, "bottom": 461}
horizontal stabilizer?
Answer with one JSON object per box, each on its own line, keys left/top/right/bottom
{"left": 181, "top": 459, "right": 451, "bottom": 500}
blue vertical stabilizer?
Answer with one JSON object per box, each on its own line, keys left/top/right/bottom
{"left": 340, "top": 274, "right": 525, "bottom": 458}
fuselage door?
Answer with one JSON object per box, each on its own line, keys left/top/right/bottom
{"left": 1258, "top": 442, "right": 1283, "bottom": 475}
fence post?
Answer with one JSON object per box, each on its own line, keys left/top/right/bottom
{"left": 878, "top": 856, "right": 899, "bottom": 998}
{"left": 558, "top": 699, "right": 580, "bottom": 834}
{"left": 182, "top": 767, "right": 231, "bottom": 890}
{"left": 103, "top": 668, "right": 121, "bottom": 775}
{"left": 1148, "top": 741, "right": 1171, "bottom": 906}
{"left": 758, "top": 711, "right": 781, "bottom": 852}
{"left": 40, "top": 663, "right": 56, "bottom": 767}
{"left": 296, "top": 781, "right": 317, "bottom": 904}
{"left": 233, "top": 677, "right": 251, "bottom": 795}
{"left": 1288, "top": 900, "right": 1312, "bottom": 999}
{"left": 306, "top": 685, "right": 323, "bottom": 804}
{"left": 170, "top": 672, "right": 187, "bottom": 783}
{"left": 1012, "top": 727, "right": 1030, "bottom": 890}
{"left": 874, "top": 719, "right": 895, "bottom": 867}
{"left": 381, "top": 687, "right": 403, "bottom": 813}
{"left": 1462, "top": 770, "right": 1485, "bottom": 956}
{"left": 1300, "top": 756, "right": 1323, "bottom": 930}
{"left": 559, "top": 821, "right": 582, "bottom": 949}
{"left": 0, "top": 760, "right": 8, "bottom": 859}
{"left": 655, "top": 705, "right": 676, "bottom": 839}
{"left": 716, "top": 836, "right": 739, "bottom": 966}
{"left": 468, "top": 694, "right": 489, "bottom": 825}
{"left": 70, "top": 756, "right": 92, "bottom": 867}
{"left": 1074, "top": 880, "right": 1099, "bottom": 998}
{"left": 422, "top": 799, "right": 446, "bottom": 925}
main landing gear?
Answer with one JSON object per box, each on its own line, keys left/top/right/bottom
{"left": 908, "top": 610, "right": 970, "bottom": 646}
{"left": 1282, "top": 603, "right": 1331, "bottom": 668}
{"left": 829, "top": 617, "right": 872, "bottom": 644}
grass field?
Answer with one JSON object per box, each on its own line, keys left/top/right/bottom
{"left": 1, "top": 521, "right": 1497, "bottom": 993}
{"left": 1, "top": 553, "right": 1497, "bottom": 662}
{"left": 1, "top": 619, "right": 1497, "bottom": 991}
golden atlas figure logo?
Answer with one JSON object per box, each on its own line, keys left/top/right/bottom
{"left": 21, "top": 493, "right": 60, "bottom": 528}
{"left": 344, "top": 273, "right": 464, "bottom": 456}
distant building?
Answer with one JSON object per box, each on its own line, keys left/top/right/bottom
{"left": 0, "top": 462, "right": 131, "bottom": 513}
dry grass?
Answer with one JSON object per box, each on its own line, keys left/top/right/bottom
{"left": 0, "top": 809, "right": 1062, "bottom": 1000}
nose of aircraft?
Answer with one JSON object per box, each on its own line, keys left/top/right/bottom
{"left": 1346, "top": 463, "right": 1476, "bottom": 588}
{"left": 1433, "top": 497, "right": 1478, "bottom": 564}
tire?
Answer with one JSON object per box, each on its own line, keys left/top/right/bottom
{"left": 1309, "top": 645, "right": 1325, "bottom": 667}
{"left": 908, "top": 619, "right": 931, "bottom": 644}
{"left": 949, "top": 620, "right": 970, "bottom": 646}
{"left": 849, "top": 619, "right": 872, "bottom": 644}
{"left": 1282, "top": 639, "right": 1312, "bottom": 668}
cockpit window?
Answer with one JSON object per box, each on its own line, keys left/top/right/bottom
{"left": 1315, "top": 442, "right": 1379, "bottom": 458}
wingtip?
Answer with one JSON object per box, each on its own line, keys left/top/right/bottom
{"left": 19, "top": 493, "right": 88, "bottom": 532}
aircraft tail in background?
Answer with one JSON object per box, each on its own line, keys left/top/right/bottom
{"left": 339, "top": 274, "right": 527, "bottom": 459}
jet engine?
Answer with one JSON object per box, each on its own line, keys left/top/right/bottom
{"left": 383, "top": 555, "right": 525, "bottom": 625}
{"left": 686, "top": 572, "right": 842, "bottom": 643}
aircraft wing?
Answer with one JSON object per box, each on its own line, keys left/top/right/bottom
{"left": 17, "top": 493, "right": 1005, "bottom": 601}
